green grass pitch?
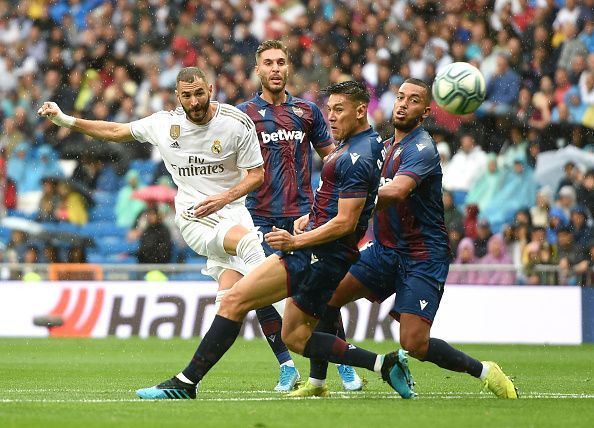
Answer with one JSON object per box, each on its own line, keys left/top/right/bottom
{"left": 1, "top": 338, "right": 593, "bottom": 428}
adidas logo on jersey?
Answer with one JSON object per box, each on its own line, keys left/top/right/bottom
{"left": 170, "top": 141, "right": 180, "bottom": 149}
{"left": 261, "top": 130, "right": 305, "bottom": 144}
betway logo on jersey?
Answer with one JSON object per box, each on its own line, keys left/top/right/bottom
{"left": 261, "top": 129, "right": 305, "bottom": 144}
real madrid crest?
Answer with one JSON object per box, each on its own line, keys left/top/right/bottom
{"left": 170, "top": 124, "right": 181, "bottom": 139}
{"left": 292, "top": 106, "right": 304, "bottom": 117}
{"left": 212, "top": 140, "right": 222, "bottom": 154}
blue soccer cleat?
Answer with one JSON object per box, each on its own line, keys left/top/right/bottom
{"left": 136, "top": 377, "right": 197, "bottom": 400}
{"left": 274, "top": 364, "right": 301, "bottom": 391}
{"left": 381, "top": 349, "right": 417, "bottom": 399}
{"left": 337, "top": 364, "right": 364, "bottom": 391}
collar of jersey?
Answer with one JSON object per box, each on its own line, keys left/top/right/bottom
{"left": 184, "top": 102, "right": 220, "bottom": 128}
{"left": 398, "top": 126, "right": 424, "bottom": 147}
{"left": 337, "top": 126, "right": 374, "bottom": 147}
{"left": 256, "top": 91, "right": 293, "bottom": 106}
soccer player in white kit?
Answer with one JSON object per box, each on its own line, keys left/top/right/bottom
{"left": 37, "top": 66, "right": 269, "bottom": 314}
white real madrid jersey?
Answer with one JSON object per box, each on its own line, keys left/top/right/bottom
{"left": 130, "top": 102, "right": 263, "bottom": 214}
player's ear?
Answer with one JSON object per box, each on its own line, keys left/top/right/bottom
{"left": 421, "top": 106, "right": 431, "bottom": 120}
{"left": 356, "top": 103, "right": 367, "bottom": 120}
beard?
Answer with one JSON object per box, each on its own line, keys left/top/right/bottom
{"left": 392, "top": 115, "right": 422, "bottom": 132}
{"left": 260, "top": 73, "right": 287, "bottom": 94}
{"left": 183, "top": 95, "right": 211, "bottom": 124}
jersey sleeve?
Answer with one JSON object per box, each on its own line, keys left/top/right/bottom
{"left": 337, "top": 154, "right": 373, "bottom": 199}
{"left": 236, "top": 119, "right": 264, "bottom": 169}
{"left": 395, "top": 142, "right": 438, "bottom": 184}
{"left": 129, "top": 113, "right": 159, "bottom": 145}
{"left": 310, "top": 103, "right": 333, "bottom": 149}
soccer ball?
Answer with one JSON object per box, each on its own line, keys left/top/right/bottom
{"left": 432, "top": 62, "right": 486, "bottom": 115}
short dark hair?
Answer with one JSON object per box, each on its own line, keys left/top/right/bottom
{"left": 176, "top": 67, "right": 208, "bottom": 85}
{"left": 404, "top": 78, "right": 432, "bottom": 103}
{"left": 256, "top": 40, "right": 289, "bottom": 62}
{"left": 322, "top": 80, "right": 370, "bottom": 105}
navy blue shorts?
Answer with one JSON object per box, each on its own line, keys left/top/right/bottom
{"left": 251, "top": 215, "right": 298, "bottom": 256}
{"left": 349, "top": 242, "right": 449, "bottom": 323}
{"left": 279, "top": 249, "right": 352, "bottom": 319}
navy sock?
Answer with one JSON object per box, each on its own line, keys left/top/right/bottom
{"left": 423, "top": 338, "right": 483, "bottom": 378}
{"left": 309, "top": 306, "right": 342, "bottom": 379}
{"left": 303, "top": 332, "right": 376, "bottom": 371}
{"left": 182, "top": 315, "right": 242, "bottom": 384}
{"left": 256, "top": 305, "right": 291, "bottom": 364}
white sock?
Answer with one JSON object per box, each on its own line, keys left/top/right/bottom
{"left": 215, "top": 290, "right": 227, "bottom": 311}
{"left": 479, "top": 362, "right": 490, "bottom": 380}
{"left": 236, "top": 232, "right": 266, "bottom": 271}
{"left": 373, "top": 355, "right": 384, "bottom": 375}
{"left": 281, "top": 360, "right": 295, "bottom": 367}
{"left": 176, "top": 372, "right": 195, "bottom": 385}
{"left": 308, "top": 377, "right": 325, "bottom": 387}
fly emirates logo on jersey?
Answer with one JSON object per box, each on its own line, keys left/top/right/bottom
{"left": 171, "top": 156, "right": 224, "bottom": 177}
{"left": 260, "top": 129, "right": 305, "bottom": 144}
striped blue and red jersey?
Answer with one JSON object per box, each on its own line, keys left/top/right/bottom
{"left": 311, "top": 127, "right": 384, "bottom": 260}
{"left": 374, "top": 126, "right": 450, "bottom": 260}
{"left": 237, "top": 92, "right": 332, "bottom": 218}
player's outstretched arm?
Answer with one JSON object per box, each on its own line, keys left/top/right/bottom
{"left": 38, "top": 101, "right": 134, "bottom": 143}
{"left": 265, "top": 197, "right": 365, "bottom": 251}
{"left": 193, "top": 166, "right": 264, "bottom": 218}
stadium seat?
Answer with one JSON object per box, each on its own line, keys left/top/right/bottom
{"left": 186, "top": 255, "right": 207, "bottom": 265}
{"left": 129, "top": 159, "right": 157, "bottom": 185}
{"left": 87, "top": 251, "right": 108, "bottom": 264}
{"left": 0, "top": 226, "right": 11, "bottom": 243}
{"left": 93, "top": 191, "right": 117, "bottom": 206}
{"left": 80, "top": 222, "right": 126, "bottom": 238}
{"left": 89, "top": 204, "right": 116, "bottom": 222}
{"left": 169, "top": 271, "right": 213, "bottom": 281}
{"left": 97, "top": 237, "right": 139, "bottom": 256}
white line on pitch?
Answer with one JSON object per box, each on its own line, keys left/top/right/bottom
{"left": 1, "top": 393, "right": 593, "bottom": 403}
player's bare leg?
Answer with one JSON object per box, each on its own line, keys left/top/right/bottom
{"left": 214, "top": 269, "right": 243, "bottom": 310}
{"left": 399, "top": 313, "right": 518, "bottom": 399}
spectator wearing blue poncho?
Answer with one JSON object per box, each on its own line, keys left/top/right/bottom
{"left": 481, "top": 158, "right": 538, "bottom": 231}
{"left": 115, "top": 170, "right": 147, "bottom": 229}
{"left": 6, "top": 143, "right": 30, "bottom": 193}
{"left": 22, "top": 145, "right": 64, "bottom": 193}
{"left": 466, "top": 153, "right": 502, "bottom": 212}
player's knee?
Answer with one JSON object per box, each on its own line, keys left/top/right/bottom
{"left": 218, "top": 288, "right": 250, "bottom": 321}
{"left": 399, "top": 332, "right": 429, "bottom": 359}
{"left": 281, "top": 328, "right": 310, "bottom": 355}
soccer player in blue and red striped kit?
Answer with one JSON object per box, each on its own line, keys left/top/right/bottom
{"left": 292, "top": 78, "right": 519, "bottom": 399}
{"left": 236, "top": 40, "right": 362, "bottom": 392}
{"left": 136, "top": 81, "right": 417, "bottom": 400}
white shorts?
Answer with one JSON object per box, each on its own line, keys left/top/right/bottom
{"left": 175, "top": 206, "right": 252, "bottom": 280}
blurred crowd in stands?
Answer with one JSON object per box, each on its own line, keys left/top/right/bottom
{"left": 1, "top": 0, "right": 594, "bottom": 285}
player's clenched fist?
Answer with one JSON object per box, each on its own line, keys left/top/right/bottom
{"left": 37, "top": 101, "right": 76, "bottom": 128}
{"left": 265, "top": 226, "right": 296, "bottom": 251}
